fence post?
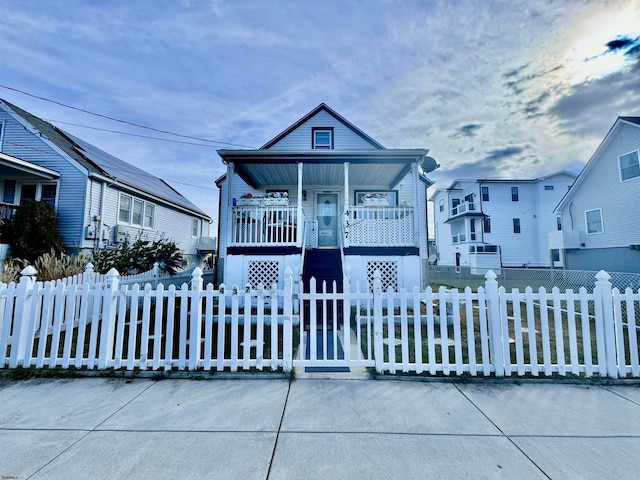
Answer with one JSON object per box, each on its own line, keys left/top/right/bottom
{"left": 98, "top": 268, "right": 119, "bottom": 369}
{"left": 485, "top": 270, "right": 505, "bottom": 377}
{"left": 189, "top": 267, "right": 203, "bottom": 370}
{"left": 152, "top": 262, "right": 160, "bottom": 289}
{"left": 10, "top": 266, "right": 37, "bottom": 368}
{"left": 373, "top": 269, "right": 384, "bottom": 374}
{"left": 84, "top": 262, "right": 95, "bottom": 285}
{"left": 282, "top": 267, "right": 293, "bottom": 373}
{"left": 595, "top": 270, "right": 617, "bottom": 378}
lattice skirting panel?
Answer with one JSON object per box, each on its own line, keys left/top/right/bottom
{"left": 248, "top": 260, "right": 280, "bottom": 288}
{"left": 367, "top": 260, "right": 398, "bottom": 292}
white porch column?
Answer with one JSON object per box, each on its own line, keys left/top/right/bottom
{"left": 343, "top": 161, "right": 350, "bottom": 248}
{"left": 297, "top": 162, "right": 303, "bottom": 248}
{"left": 411, "top": 162, "right": 422, "bottom": 286}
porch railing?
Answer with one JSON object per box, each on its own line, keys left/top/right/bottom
{"left": 346, "top": 205, "right": 415, "bottom": 247}
{"left": 450, "top": 200, "right": 476, "bottom": 217}
{"left": 231, "top": 205, "right": 298, "bottom": 246}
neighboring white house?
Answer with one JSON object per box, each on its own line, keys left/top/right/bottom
{"left": 430, "top": 172, "right": 577, "bottom": 272}
{"left": 553, "top": 116, "right": 640, "bottom": 273}
{"left": 0, "top": 99, "right": 214, "bottom": 266}
{"left": 215, "top": 103, "right": 438, "bottom": 291}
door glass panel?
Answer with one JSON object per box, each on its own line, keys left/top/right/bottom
{"left": 316, "top": 193, "right": 338, "bottom": 247}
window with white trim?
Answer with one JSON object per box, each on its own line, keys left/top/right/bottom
{"left": 18, "top": 182, "right": 58, "bottom": 207}
{"left": 0, "top": 120, "right": 4, "bottom": 149}
{"left": 191, "top": 218, "right": 199, "bottom": 237}
{"left": 119, "top": 193, "right": 155, "bottom": 228}
{"left": 585, "top": 208, "right": 603, "bottom": 234}
{"left": 312, "top": 127, "right": 333, "bottom": 149}
{"left": 438, "top": 199, "right": 444, "bottom": 212}
{"left": 619, "top": 150, "right": 640, "bottom": 181}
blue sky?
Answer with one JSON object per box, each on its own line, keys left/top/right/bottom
{"left": 2, "top": 0, "right": 639, "bottom": 234}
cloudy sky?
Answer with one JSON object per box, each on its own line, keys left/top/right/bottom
{"left": 2, "top": 0, "right": 639, "bottom": 235}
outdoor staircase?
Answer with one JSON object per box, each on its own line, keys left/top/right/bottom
{"left": 302, "top": 249, "right": 344, "bottom": 330}
{"left": 302, "top": 249, "right": 343, "bottom": 292}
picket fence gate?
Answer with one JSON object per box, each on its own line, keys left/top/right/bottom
{"left": 0, "top": 265, "right": 639, "bottom": 378}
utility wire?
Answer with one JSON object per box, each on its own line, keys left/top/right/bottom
{"left": 45, "top": 119, "right": 220, "bottom": 148}
{"left": 0, "top": 84, "right": 257, "bottom": 149}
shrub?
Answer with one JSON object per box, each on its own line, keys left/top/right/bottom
{"left": 91, "top": 235, "right": 183, "bottom": 275}
{"left": 7, "top": 201, "right": 64, "bottom": 263}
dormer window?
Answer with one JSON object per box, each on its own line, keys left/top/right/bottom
{"left": 312, "top": 127, "right": 333, "bottom": 149}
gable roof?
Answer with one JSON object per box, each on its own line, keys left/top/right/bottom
{"left": 260, "top": 103, "right": 385, "bottom": 150}
{"left": 555, "top": 116, "right": 640, "bottom": 213}
{"left": 1, "top": 99, "right": 209, "bottom": 219}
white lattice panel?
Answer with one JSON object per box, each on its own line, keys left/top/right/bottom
{"left": 305, "top": 220, "right": 318, "bottom": 248}
{"left": 249, "top": 260, "right": 279, "bottom": 288}
{"left": 367, "top": 260, "right": 398, "bottom": 292}
{"left": 347, "top": 207, "right": 415, "bottom": 247}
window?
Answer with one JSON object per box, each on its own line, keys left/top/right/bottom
{"left": 481, "top": 186, "right": 489, "bottom": 202}
{"left": 545, "top": 185, "right": 554, "bottom": 190}
{"left": 556, "top": 216, "right": 562, "bottom": 231}
{"left": 40, "top": 184, "right": 57, "bottom": 206}
{"left": 451, "top": 198, "right": 460, "bottom": 208}
{"left": 483, "top": 218, "right": 491, "bottom": 233}
{"left": 132, "top": 199, "right": 144, "bottom": 225}
{"left": 19, "top": 184, "right": 37, "bottom": 206}
{"left": 0, "top": 120, "right": 4, "bottom": 148}
{"left": 619, "top": 150, "right": 640, "bottom": 181}
{"left": 438, "top": 199, "right": 444, "bottom": 212}
{"left": 552, "top": 249, "right": 560, "bottom": 262}
{"left": 144, "top": 204, "right": 154, "bottom": 228}
{"left": 585, "top": 208, "right": 603, "bottom": 234}
{"left": 119, "top": 194, "right": 132, "bottom": 223}
{"left": 191, "top": 218, "right": 199, "bottom": 237}
{"left": 513, "top": 218, "right": 521, "bottom": 234}
{"left": 119, "top": 193, "right": 155, "bottom": 228}
{"left": 470, "top": 219, "right": 476, "bottom": 241}
{"left": 312, "top": 127, "right": 333, "bottom": 149}
{"left": 511, "top": 187, "right": 519, "bottom": 202}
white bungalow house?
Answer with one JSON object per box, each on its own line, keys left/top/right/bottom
{"left": 215, "top": 103, "right": 438, "bottom": 291}
{"left": 0, "top": 99, "right": 214, "bottom": 266}
{"left": 552, "top": 116, "right": 640, "bottom": 273}
{"left": 430, "top": 171, "right": 576, "bottom": 273}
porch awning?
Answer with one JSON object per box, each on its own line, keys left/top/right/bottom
{"left": 218, "top": 149, "right": 436, "bottom": 189}
{"left": 0, "top": 152, "right": 60, "bottom": 179}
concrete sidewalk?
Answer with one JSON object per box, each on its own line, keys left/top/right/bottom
{"left": 1, "top": 375, "right": 639, "bottom": 479}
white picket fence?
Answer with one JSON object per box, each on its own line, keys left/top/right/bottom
{"left": 0, "top": 266, "right": 638, "bottom": 378}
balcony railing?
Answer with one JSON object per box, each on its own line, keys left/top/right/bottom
{"left": 450, "top": 201, "right": 476, "bottom": 217}
{"left": 346, "top": 205, "right": 415, "bottom": 247}
{"left": 231, "top": 205, "right": 299, "bottom": 246}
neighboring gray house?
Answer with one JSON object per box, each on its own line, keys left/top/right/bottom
{"left": 215, "top": 103, "right": 438, "bottom": 291}
{"left": 0, "top": 99, "right": 214, "bottom": 266}
{"left": 552, "top": 116, "right": 640, "bottom": 272}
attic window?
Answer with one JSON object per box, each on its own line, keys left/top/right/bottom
{"left": 619, "top": 150, "right": 640, "bottom": 181}
{"left": 312, "top": 127, "right": 333, "bottom": 149}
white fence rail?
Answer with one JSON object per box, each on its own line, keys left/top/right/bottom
{"left": 1, "top": 267, "right": 638, "bottom": 378}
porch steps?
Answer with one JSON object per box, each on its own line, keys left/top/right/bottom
{"left": 302, "top": 249, "right": 344, "bottom": 330}
{"left": 302, "top": 249, "right": 343, "bottom": 292}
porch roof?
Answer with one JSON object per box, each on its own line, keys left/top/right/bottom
{"left": 217, "top": 149, "right": 437, "bottom": 189}
{"left": 0, "top": 152, "right": 60, "bottom": 179}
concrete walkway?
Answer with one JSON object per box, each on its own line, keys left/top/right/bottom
{"left": 1, "top": 375, "right": 639, "bottom": 479}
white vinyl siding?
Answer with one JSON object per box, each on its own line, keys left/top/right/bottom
{"left": 265, "top": 110, "right": 379, "bottom": 150}
{"left": 558, "top": 123, "right": 640, "bottom": 250}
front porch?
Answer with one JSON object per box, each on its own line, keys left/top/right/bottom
{"left": 229, "top": 203, "right": 417, "bottom": 248}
